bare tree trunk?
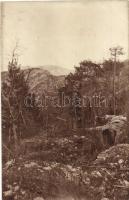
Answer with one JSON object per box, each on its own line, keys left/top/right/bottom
{"left": 8, "top": 127, "right": 11, "bottom": 143}
{"left": 46, "top": 112, "right": 49, "bottom": 138}
{"left": 12, "top": 124, "right": 18, "bottom": 158}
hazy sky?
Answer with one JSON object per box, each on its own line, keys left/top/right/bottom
{"left": 2, "top": 1, "right": 128, "bottom": 71}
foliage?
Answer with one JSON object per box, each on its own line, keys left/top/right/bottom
{"left": 60, "top": 60, "right": 105, "bottom": 128}
{"left": 2, "top": 54, "right": 29, "bottom": 149}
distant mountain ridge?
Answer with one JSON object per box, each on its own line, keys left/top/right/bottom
{"left": 26, "top": 67, "right": 65, "bottom": 95}
{"left": 25, "top": 65, "right": 72, "bottom": 76}
{"left": 1, "top": 66, "right": 66, "bottom": 95}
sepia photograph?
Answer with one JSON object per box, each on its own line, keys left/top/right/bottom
{"left": 1, "top": 0, "right": 129, "bottom": 199}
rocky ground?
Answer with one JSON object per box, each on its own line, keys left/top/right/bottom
{"left": 3, "top": 129, "right": 129, "bottom": 200}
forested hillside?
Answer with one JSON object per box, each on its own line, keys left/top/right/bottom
{"left": 2, "top": 56, "right": 129, "bottom": 200}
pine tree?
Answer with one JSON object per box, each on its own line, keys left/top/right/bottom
{"left": 2, "top": 53, "right": 29, "bottom": 155}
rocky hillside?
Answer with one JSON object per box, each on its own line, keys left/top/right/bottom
{"left": 25, "top": 67, "right": 65, "bottom": 95}
{"left": 1, "top": 67, "right": 66, "bottom": 95}
{"left": 35, "top": 65, "right": 72, "bottom": 76}
{"left": 3, "top": 139, "right": 129, "bottom": 200}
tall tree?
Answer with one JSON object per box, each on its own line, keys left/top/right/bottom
{"left": 62, "top": 60, "right": 103, "bottom": 129}
{"left": 109, "top": 46, "right": 124, "bottom": 114}
{"left": 2, "top": 52, "right": 29, "bottom": 155}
